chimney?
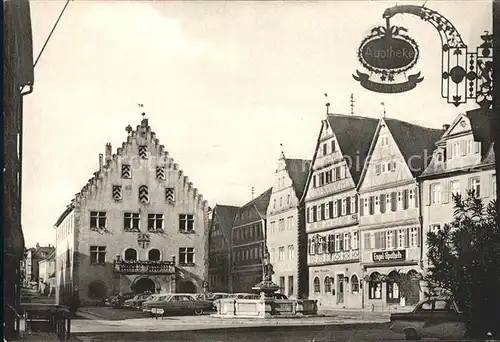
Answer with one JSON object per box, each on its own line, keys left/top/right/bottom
{"left": 99, "top": 154, "right": 103, "bottom": 169}
{"left": 105, "top": 143, "right": 112, "bottom": 162}
{"left": 442, "top": 124, "right": 450, "bottom": 131}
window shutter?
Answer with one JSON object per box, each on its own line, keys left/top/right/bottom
{"left": 360, "top": 198, "right": 364, "bottom": 216}
{"left": 313, "top": 175, "right": 317, "bottom": 188}
{"left": 337, "top": 200, "right": 342, "bottom": 217}
{"left": 475, "top": 142, "right": 480, "bottom": 154}
{"left": 308, "top": 239, "right": 311, "bottom": 254}
{"left": 369, "top": 196, "right": 374, "bottom": 215}
{"left": 320, "top": 203, "right": 326, "bottom": 220}
{"left": 403, "top": 189, "right": 409, "bottom": 209}
{"left": 354, "top": 195, "right": 358, "bottom": 213}
{"left": 374, "top": 232, "right": 381, "bottom": 249}
{"left": 391, "top": 192, "right": 397, "bottom": 211}
{"left": 381, "top": 231, "right": 386, "bottom": 249}
{"left": 415, "top": 187, "right": 420, "bottom": 208}
{"left": 306, "top": 208, "right": 311, "bottom": 223}
{"left": 331, "top": 235, "right": 336, "bottom": 252}
{"left": 405, "top": 228, "right": 410, "bottom": 248}
{"left": 447, "top": 145, "right": 452, "bottom": 159}
{"left": 339, "top": 234, "right": 344, "bottom": 251}
{"left": 376, "top": 164, "right": 381, "bottom": 175}
{"left": 380, "top": 194, "right": 386, "bottom": 213}
{"left": 443, "top": 182, "right": 450, "bottom": 204}
{"left": 461, "top": 141, "right": 467, "bottom": 156}
{"left": 394, "top": 229, "right": 398, "bottom": 247}
{"left": 312, "top": 206, "right": 317, "bottom": 222}
{"left": 346, "top": 196, "right": 351, "bottom": 214}
{"left": 328, "top": 201, "right": 334, "bottom": 218}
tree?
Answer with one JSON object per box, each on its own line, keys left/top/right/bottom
{"left": 425, "top": 189, "right": 500, "bottom": 338}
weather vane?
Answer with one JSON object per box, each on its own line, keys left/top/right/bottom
{"left": 324, "top": 93, "right": 330, "bottom": 115}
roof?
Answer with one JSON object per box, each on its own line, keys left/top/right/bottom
{"left": 54, "top": 203, "right": 74, "bottom": 227}
{"left": 326, "top": 114, "right": 379, "bottom": 184}
{"left": 33, "top": 246, "right": 55, "bottom": 260}
{"left": 233, "top": 188, "right": 272, "bottom": 227}
{"left": 284, "top": 158, "right": 311, "bottom": 200}
{"left": 211, "top": 204, "right": 240, "bottom": 244}
{"left": 383, "top": 118, "right": 444, "bottom": 176}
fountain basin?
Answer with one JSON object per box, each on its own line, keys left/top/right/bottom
{"left": 211, "top": 298, "right": 318, "bottom": 319}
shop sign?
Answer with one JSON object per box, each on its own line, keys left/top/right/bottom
{"left": 353, "top": 24, "right": 423, "bottom": 93}
{"left": 372, "top": 249, "right": 406, "bottom": 262}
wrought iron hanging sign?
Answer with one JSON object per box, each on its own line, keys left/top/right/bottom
{"left": 353, "top": 21, "right": 423, "bottom": 93}
{"left": 355, "top": 5, "right": 492, "bottom": 109}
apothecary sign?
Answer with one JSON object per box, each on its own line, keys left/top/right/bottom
{"left": 353, "top": 22, "right": 423, "bottom": 93}
{"left": 372, "top": 250, "right": 406, "bottom": 262}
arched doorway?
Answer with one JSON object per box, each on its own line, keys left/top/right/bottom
{"left": 88, "top": 280, "right": 108, "bottom": 300}
{"left": 386, "top": 271, "right": 401, "bottom": 304}
{"left": 148, "top": 249, "right": 160, "bottom": 261}
{"left": 133, "top": 278, "right": 156, "bottom": 294}
{"left": 178, "top": 280, "right": 197, "bottom": 293}
{"left": 124, "top": 248, "right": 137, "bottom": 261}
{"left": 405, "top": 270, "right": 421, "bottom": 305}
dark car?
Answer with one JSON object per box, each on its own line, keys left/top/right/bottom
{"left": 143, "top": 293, "right": 214, "bottom": 316}
{"left": 389, "top": 297, "right": 468, "bottom": 340}
{"left": 111, "top": 293, "right": 135, "bottom": 308}
{"left": 123, "top": 293, "right": 153, "bottom": 309}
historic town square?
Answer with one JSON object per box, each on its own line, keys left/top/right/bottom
{"left": 3, "top": 0, "right": 499, "bottom": 341}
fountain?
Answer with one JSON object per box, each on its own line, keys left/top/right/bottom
{"left": 212, "top": 250, "right": 318, "bottom": 319}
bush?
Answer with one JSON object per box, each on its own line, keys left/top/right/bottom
{"left": 425, "top": 190, "right": 500, "bottom": 338}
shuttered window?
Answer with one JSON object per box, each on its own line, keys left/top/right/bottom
{"left": 306, "top": 208, "right": 311, "bottom": 223}
{"left": 312, "top": 206, "right": 317, "bottom": 222}
{"left": 380, "top": 194, "right": 386, "bottom": 213}
{"left": 369, "top": 196, "right": 374, "bottom": 215}
{"left": 391, "top": 192, "right": 397, "bottom": 211}
{"left": 337, "top": 199, "right": 342, "bottom": 217}
{"left": 346, "top": 196, "right": 351, "bottom": 214}
{"left": 320, "top": 203, "right": 326, "bottom": 220}
{"left": 403, "top": 189, "right": 409, "bottom": 209}
{"left": 360, "top": 198, "right": 364, "bottom": 216}
{"left": 328, "top": 201, "right": 334, "bottom": 219}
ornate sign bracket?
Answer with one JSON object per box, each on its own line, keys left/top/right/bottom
{"left": 382, "top": 5, "right": 493, "bottom": 109}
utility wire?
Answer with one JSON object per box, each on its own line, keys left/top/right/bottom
{"left": 33, "top": 0, "right": 71, "bottom": 68}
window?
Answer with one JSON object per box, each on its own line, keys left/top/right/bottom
{"left": 148, "top": 249, "right": 160, "bottom": 261}
{"left": 374, "top": 196, "right": 380, "bottom": 214}
{"left": 179, "top": 247, "right": 195, "bottom": 265}
{"left": 313, "top": 277, "right": 321, "bottom": 293}
{"left": 450, "top": 181, "right": 460, "bottom": 197}
{"left": 470, "top": 177, "right": 480, "bottom": 197}
{"left": 278, "top": 247, "right": 285, "bottom": 261}
{"left": 179, "top": 214, "right": 194, "bottom": 233}
{"left": 351, "top": 275, "right": 359, "bottom": 293}
{"left": 375, "top": 164, "right": 381, "bottom": 175}
{"left": 90, "top": 246, "right": 106, "bottom": 265}
{"left": 417, "top": 300, "right": 434, "bottom": 312}
{"left": 124, "top": 212, "right": 140, "bottom": 231}
{"left": 165, "top": 187, "right": 175, "bottom": 202}
{"left": 280, "top": 197, "right": 283, "bottom": 207}
{"left": 351, "top": 196, "right": 357, "bottom": 214}
{"left": 270, "top": 221, "right": 276, "bottom": 234}
{"left": 335, "top": 234, "right": 341, "bottom": 251}
{"left": 312, "top": 176, "right": 317, "bottom": 188}
{"left": 287, "top": 194, "right": 290, "bottom": 205}
{"left": 410, "top": 228, "right": 418, "bottom": 247}
{"left": 90, "top": 211, "right": 106, "bottom": 229}
{"left": 112, "top": 185, "right": 122, "bottom": 201}
{"left": 279, "top": 218, "right": 285, "bottom": 232}
{"left": 381, "top": 163, "right": 386, "bottom": 173}
{"left": 322, "top": 143, "right": 328, "bottom": 155}
{"left": 324, "top": 277, "right": 332, "bottom": 293}
{"left": 121, "top": 164, "right": 132, "bottom": 179}
{"left": 352, "top": 231, "right": 359, "bottom": 249}
{"left": 386, "top": 230, "right": 394, "bottom": 249}
{"left": 288, "top": 244, "right": 294, "bottom": 260}
{"left": 364, "top": 232, "right": 372, "bottom": 250}
{"left": 156, "top": 166, "right": 166, "bottom": 180}
{"left": 279, "top": 277, "right": 285, "bottom": 294}
{"left": 431, "top": 183, "right": 441, "bottom": 204}
{"left": 430, "top": 224, "right": 440, "bottom": 234}
{"left": 288, "top": 276, "right": 294, "bottom": 297}
{"left": 341, "top": 198, "right": 347, "bottom": 216}
{"left": 397, "top": 191, "right": 403, "bottom": 210}
{"left": 369, "top": 281, "right": 382, "bottom": 299}
{"left": 124, "top": 248, "right": 137, "bottom": 261}
{"left": 409, "top": 189, "right": 415, "bottom": 208}
{"left": 273, "top": 199, "right": 276, "bottom": 209}
{"left": 493, "top": 175, "right": 497, "bottom": 198}
{"left": 331, "top": 140, "right": 336, "bottom": 152}
{"left": 398, "top": 229, "right": 405, "bottom": 247}
{"left": 148, "top": 214, "right": 164, "bottom": 231}
{"left": 387, "top": 281, "right": 400, "bottom": 301}
{"left": 138, "top": 145, "right": 148, "bottom": 159}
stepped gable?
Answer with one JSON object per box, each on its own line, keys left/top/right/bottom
{"left": 284, "top": 158, "right": 311, "bottom": 200}
{"left": 384, "top": 118, "right": 444, "bottom": 176}
{"left": 55, "top": 117, "right": 208, "bottom": 226}
{"left": 326, "top": 114, "right": 379, "bottom": 184}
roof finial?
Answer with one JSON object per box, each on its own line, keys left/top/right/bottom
{"left": 251, "top": 186, "right": 255, "bottom": 200}
{"left": 138, "top": 103, "right": 146, "bottom": 118}
{"left": 350, "top": 93, "right": 355, "bottom": 116}
{"left": 324, "top": 93, "right": 330, "bottom": 115}
{"left": 380, "top": 102, "right": 386, "bottom": 118}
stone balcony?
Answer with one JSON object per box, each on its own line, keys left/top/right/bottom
{"left": 113, "top": 260, "right": 175, "bottom": 275}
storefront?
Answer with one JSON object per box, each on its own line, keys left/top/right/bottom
{"left": 308, "top": 263, "right": 363, "bottom": 309}
{"left": 362, "top": 249, "right": 423, "bottom": 311}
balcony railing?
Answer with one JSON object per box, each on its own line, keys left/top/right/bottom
{"left": 113, "top": 260, "right": 175, "bottom": 274}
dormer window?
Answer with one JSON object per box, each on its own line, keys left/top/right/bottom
{"left": 322, "top": 143, "right": 328, "bottom": 155}
{"left": 436, "top": 152, "right": 443, "bottom": 162}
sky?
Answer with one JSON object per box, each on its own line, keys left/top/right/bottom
{"left": 22, "top": 0, "right": 492, "bottom": 248}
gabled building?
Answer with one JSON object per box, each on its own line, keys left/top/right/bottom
{"left": 208, "top": 204, "right": 240, "bottom": 293}
{"left": 54, "top": 116, "right": 210, "bottom": 305}
{"left": 420, "top": 108, "right": 496, "bottom": 267}
{"left": 23, "top": 244, "right": 56, "bottom": 288}
{"left": 39, "top": 250, "right": 56, "bottom": 295}
{"left": 266, "top": 152, "right": 310, "bottom": 299}
{"left": 231, "top": 188, "right": 272, "bottom": 293}
{"left": 357, "top": 117, "right": 443, "bottom": 311}
{"left": 303, "top": 114, "right": 378, "bottom": 309}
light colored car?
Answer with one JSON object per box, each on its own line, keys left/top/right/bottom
{"left": 143, "top": 293, "right": 214, "bottom": 316}
{"left": 123, "top": 293, "right": 151, "bottom": 309}
{"left": 141, "top": 294, "right": 170, "bottom": 312}
{"left": 389, "top": 297, "right": 468, "bottom": 340}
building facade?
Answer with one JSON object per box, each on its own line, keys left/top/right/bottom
{"left": 231, "top": 188, "right": 272, "bottom": 293}
{"left": 38, "top": 251, "right": 56, "bottom": 295}
{"left": 357, "top": 117, "right": 443, "bottom": 311}
{"left": 304, "top": 114, "right": 378, "bottom": 309}
{"left": 208, "top": 204, "right": 239, "bottom": 293}
{"left": 420, "top": 109, "right": 496, "bottom": 267}
{"left": 54, "top": 116, "right": 210, "bottom": 305}
{"left": 23, "top": 244, "right": 55, "bottom": 288}
{"left": 266, "top": 152, "right": 310, "bottom": 299}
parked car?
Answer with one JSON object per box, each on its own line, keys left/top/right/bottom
{"left": 141, "top": 294, "right": 171, "bottom": 312}
{"left": 389, "top": 297, "right": 468, "bottom": 340}
{"left": 273, "top": 293, "right": 288, "bottom": 300}
{"left": 123, "top": 293, "right": 152, "bottom": 309}
{"left": 111, "top": 293, "right": 135, "bottom": 308}
{"left": 143, "top": 293, "right": 214, "bottom": 316}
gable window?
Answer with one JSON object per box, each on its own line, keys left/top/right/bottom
{"left": 156, "top": 166, "right": 166, "bottom": 180}
{"left": 335, "top": 166, "right": 341, "bottom": 181}
{"left": 331, "top": 140, "right": 336, "bottom": 153}
{"left": 312, "top": 175, "right": 317, "bottom": 188}
{"left": 138, "top": 145, "right": 148, "bottom": 159}
{"left": 90, "top": 211, "right": 106, "bottom": 229}
{"left": 121, "top": 164, "right": 132, "bottom": 179}
{"left": 273, "top": 199, "right": 276, "bottom": 209}
{"left": 112, "top": 185, "right": 122, "bottom": 201}
{"left": 325, "top": 170, "right": 331, "bottom": 183}
{"left": 148, "top": 214, "right": 164, "bottom": 232}
{"left": 124, "top": 212, "right": 140, "bottom": 232}
{"left": 165, "top": 187, "right": 175, "bottom": 202}
{"left": 392, "top": 161, "right": 396, "bottom": 171}
{"left": 381, "top": 164, "right": 386, "bottom": 173}
{"left": 470, "top": 177, "right": 481, "bottom": 197}
{"left": 322, "top": 143, "right": 328, "bottom": 155}
{"left": 90, "top": 246, "right": 106, "bottom": 265}
{"left": 431, "top": 183, "right": 441, "bottom": 204}
{"left": 375, "top": 164, "right": 381, "bottom": 175}
{"left": 179, "top": 247, "right": 195, "bottom": 265}
{"left": 287, "top": 194, "right": 290, "bottom": 205}
{"left": 474, "top": 141, "right": 480, "bottom": 154}
{"left": 319, "top": 173, "right": 325, "bottom": 186}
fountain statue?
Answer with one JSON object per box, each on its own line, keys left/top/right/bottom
{"left": 252, "top": 250, "right": 280, "bottom": 297}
